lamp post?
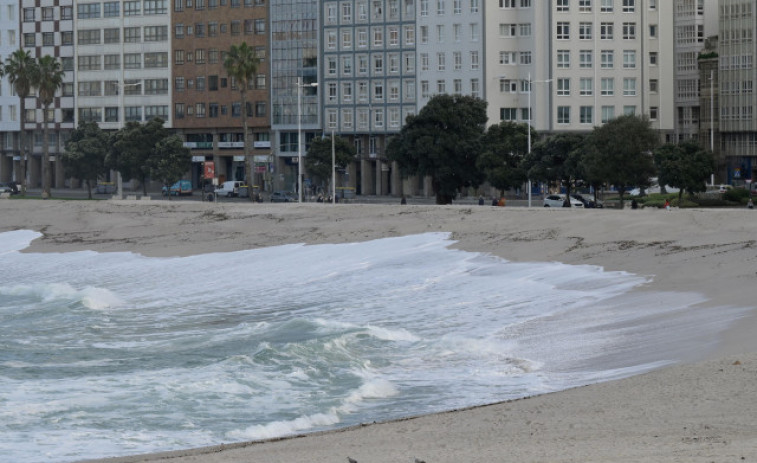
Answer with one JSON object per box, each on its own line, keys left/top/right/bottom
{"left": 526, "top": 72, "right": 551, "bottom": 207}
{"left": 296, "top": 77, "right": 318, "bottom": 203}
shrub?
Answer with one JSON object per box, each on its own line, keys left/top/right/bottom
{"left": 724, "top": 188, "right": 750, "bottom": 202}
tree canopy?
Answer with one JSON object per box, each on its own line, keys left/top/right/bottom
{"left": 583, "top": 115, "right": 659, "bottom": 206}
{"left": 476, "top": 121, "right": 529, "bottom": 196}
{"left": 387, "top": 94, "right": 487, "bottom": 204}
{"left": 523, "top": 133, "right": 586, "bottom": 205}
{"left": 305, "top": 134, "right": 356, "bottom": 191}
{"left": 149, "top": 135, "right": 192, "bottom": 198}
{"left": 61, "top": 122, "right": 110, "bottom": 199}
{"left": 106, "top": 118, "right": 190, "bottom": 195}
{"left": 654, "top": 140, "right": 715, "bottom": 202}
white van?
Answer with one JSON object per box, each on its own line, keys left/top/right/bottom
{"left": 215, "top": 181, "right": 244, "bottom": 197}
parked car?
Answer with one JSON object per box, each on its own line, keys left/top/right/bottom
{"left": 215, "top": 180, "right": 245, "bottom": 198}
{"left": 570, "top": 194, "right": 603, "bottom": 208}
{"left": 162, "top": 180, "right": 193, "bottom": 196}
{"left": 543, "top": 194, "right": 583, "bottom": 208}
{"left": 270, "top": 191, "right": 296, "bottom": 202}
{"left": 0, "top": 181, "right": 20, "bottom": 195}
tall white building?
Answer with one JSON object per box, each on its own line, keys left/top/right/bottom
{"left": 0, "top": 0, "right": 20, "bottom": 182}
{"left": 719, "top": 0, "right": 757, "bottom": 183}
{"left": 485, "top": 0, "right": 676, "bottom": 141}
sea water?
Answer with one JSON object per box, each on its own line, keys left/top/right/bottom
{"left": 0, "top": 230, "right": 748, "bottom": 462}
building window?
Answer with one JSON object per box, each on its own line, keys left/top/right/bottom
{"left": 580, "top": 106, "right": 593, "bottom": 124}
{"left": 623, "top": 77, "right": 636, "bottom": 96}
{"left": 622, "top": 22, "right": 636, "bottom": 39}
{"left": 601, "top": 77, "right": 614, "bottom": 95}
{"left": 601, "top": 0, "right": 613, "bottom": 12}
{"left": 78, "top": 55, "right": 101, "bottom": 71}
{"left": 125, "top": 27, "right": 141, "bottom": 42}
{"left": 104, "top": 107, "right": 119, "bottom": 123}
{"left": 601, "top": 50, "right": 614, "bottom": 68}
{"left": 602, "top": 105, "right": 615, "bottom": 123}
{"left": 23, "top": 33, "right": 35, "bottom": 47}
{"left": 144, "top": 26, "right": 168, "bottom": 41}
{"left": 124, "top": 0, "right": 141, "bottom": 15}
{"left": 580, "top": 77, "right": 593, "bottom": 96}
{"left": 104, "top": 1, "right": 120, "bottom": 16}
{"left": 557, "top": 78, "right": 570, "bottom": 96}
{"left": 78, "top": 81, "right": 102, "bottom": 97}
{"left": 23, "top": 7, "right": 35, "bottom": 21}
{"left": 42, "top": 32, "right": 55, "bottom": 46}
{"left": 124, "top": 53, "right": 141, "bottom": 69}
{"left": 79, "top": 108, "right": 102, "bottom": 123}
{"left": 78, "top": 29, "right": 101, "bottom": 45}
{"left": 623, "top": 50, "right": 636, "bottom": 68}
{"left": 556, "top": 0, "right": 568, "bottom": 12}
{"left": 580, "top": 50, "right": 592, "bottom": 68}
{"left": 622, "top": 0, "right": 634, "bottom": 13}
{"left": 144, "top": 0, "right": 168, "bottom": 14}
{"left": 556, "top": 22, "right": 570, "bottom": 40}
{"left": 77, "top": 3, "right": 101, "bottom": 18}
{"left": 579, "top": 22, "right": 592, "bottom": 40}
{"left": 104, "top": 54, "right": 121, "bottom": 69}
{"left": 557, "top": 49, "right": 570, "bottom": 68}
{"left": 61, "top": 6, "right": 73, "bottom": 19}
{"left": 600, "top": 22, "right": 613, "bottom": 39}
{"left": 649, "top": 107, "right": 658, "bottom": 120}
{"left": 145, "top": 52, "right": 168, "bottom": 68}
{"left": 557, "top": 106, "right": 570, "bottom": 124}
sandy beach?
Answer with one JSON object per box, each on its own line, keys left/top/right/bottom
{"left": 2, "top": 199, "right": 757, "bottom": 462}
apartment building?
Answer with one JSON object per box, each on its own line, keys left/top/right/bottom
{"left": 674, "top": 0, "right": 719, "bottom": 142}
{"left": 486, "top": 0, "right": 676, "bottom": 142}
{"left": 16, "top": 0, "right": 76, "bottom": 188}
{"left": 269, "top": 0, "right": 319, "bottom": 195}
{"left": 320, "top": 0, "right": 417, "bottom": 196}
{"left": 172, "top": 0, "right": 270, "bottom": 188}
{"left": 718, "top": 0, "right": 757, "bottom": 183}
{"left": 0, "top": 0, "right": 20, "bottom": 183}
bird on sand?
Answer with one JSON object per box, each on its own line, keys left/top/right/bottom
{"left": 347, "top": 457, "right": 358, "bottom": 463}
{"left": 415, "top": 459, "right": 426, "bottom": 463}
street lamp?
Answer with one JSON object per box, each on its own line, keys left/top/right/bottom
{"left": 296, "top": 77, "right": 318, "bottom": 203}
{"left": 526, "top": 72, "right": 552, "bottom": 207}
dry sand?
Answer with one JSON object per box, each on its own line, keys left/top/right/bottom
{"left": 2, "top": 199, "right": 757, "bottom": 462}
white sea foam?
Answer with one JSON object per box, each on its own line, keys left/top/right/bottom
{"left": 0, "top": 230, "right": 749, "bottom": 463}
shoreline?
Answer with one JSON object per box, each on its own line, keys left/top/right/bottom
{"left": 2, "top": 200, "right": 757, "bottom": 462}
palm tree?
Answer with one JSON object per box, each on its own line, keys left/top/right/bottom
{"left": 223, "top": 42, "right": 260, "bottom": 197}
{"left": 33, "top": 55, "right": 65, "bottom": 199}
{"left": 2, "top": 50, "right": 38, "bottom": 195}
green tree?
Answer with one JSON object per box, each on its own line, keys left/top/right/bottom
{"left": 149, "top": 135, "right": 192, "bottom": 200}
{"left": 523, "top": 133, "right": 586, "bottom": 206}
{"left": 223, "top": 42, "right": 260, "bottom": 196}
{"left": 108, "top": 118, "right": 169, "bottom": 194}
{"left": 2, "top": 50, "right": 38, "bottom": 195}
{"left": 305, "top": 134, "right": 356, "bottom": 194}
{"left": 60, "top": 122, "right": 110, "bottom": 199}
{"left": 654, "top": 140, "right": 715, "bottom": 203}
{"left": 33, "top": 55, "right": 65, "bottom": 199}
{"left": 583, "top": 115, "right": 659, "bottom": 208}
{"left": 386, "top": 94, "right": 487, "bottom": 204}
{"left": 476, "top": 121, "right": 529, "bottom": 196}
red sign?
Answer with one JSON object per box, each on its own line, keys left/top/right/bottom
{"left": 204, "top": 161, "right": 215, "bottom": 179}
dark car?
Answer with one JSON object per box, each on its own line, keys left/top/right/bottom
{"left": 270, "top": 191, "right": 296, "bottom": 202}
{"left": 570, "top": 194, "right": 603, "bottom": 209}
{"left": 0, "top": 181, "right": 20, "bottom": 195}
